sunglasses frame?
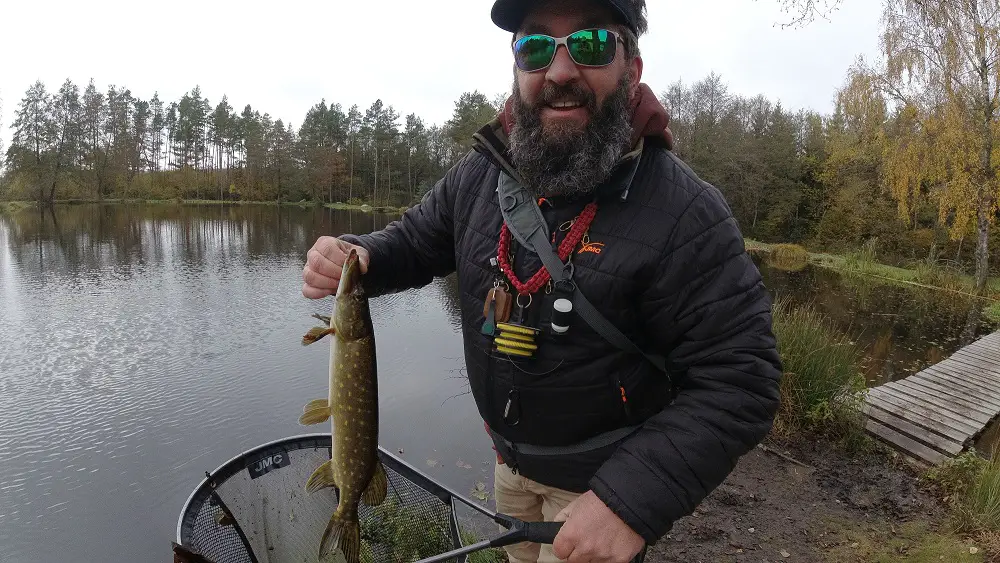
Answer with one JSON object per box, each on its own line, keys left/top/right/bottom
{"left": 512, "top": 28, "right": 623, "bottom": 73}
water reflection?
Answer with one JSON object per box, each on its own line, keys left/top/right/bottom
{"left": 2, "top": 203, "right": 403, "bottom": 283}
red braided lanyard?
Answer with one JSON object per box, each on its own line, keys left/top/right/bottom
{"left": 497, "top": 202, "right": 597, "bottom": 296}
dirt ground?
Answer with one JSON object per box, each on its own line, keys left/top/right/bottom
{"left": 643, "top": 434, "right": 990, "bottom": 563}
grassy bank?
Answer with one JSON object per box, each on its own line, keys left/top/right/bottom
{"left": 748, "top": 239, "right": 1000, "bottom": 323}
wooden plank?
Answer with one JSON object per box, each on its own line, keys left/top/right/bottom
{"left": 977, "top": 332, "right": 1000, "bottom": 349}
{"left": 956, "top": 340, "right": 1000, "bottom": 361}
{"left": 894, "top": 378, "right": 999, "bottom": 418}
{"left": 924, "top": 360, "right": 1000, "bottom": 390}
{"left": 908, "top": 367, "right": 1000, "bottom": 406}
{"left": 903, "top": 373, "right": 1000, "bottom": 411}
{"left": 863, "top": 402, "right": 965, "bottom": 455}
{"left": 960, "top": 338, "right": 1000, "bottom": 355}
{"left": 950, "top": 350, "right": 1000, "bottom": 378}
{"left": 951, "top": 350, "right": 1000, "bottom": 372}
{"left": 879, "top": 382, "right": 995, "bottom": 424}
{"left": 937, "top": 351, "right": 1000, "bottom": 376}
{"left": 986, "top": 332, "right": 1000, "bottom": 347}
{"left": 914, "top": 366, "right": 1000, "bottom": 404}
{"left": 928, "top": 362, "right": 1000, "bottom": 390}
{"left": 957, "top": 331, "right": 1000, "bottom": 350}
{"left": 866, "top": 388, "right": 980, "bottom": 438}
{"left": 864, "top": 390, "right": 977, "bottom": 441}
{"left": 969, "top": 330, "right": 999, "bottom": 343}
{"left": 933, "top": 362, "right": 1000, "bottom": 393}
{"left": 873, "top": 385, "right": 991, "bottom": 427}
{"left": 952, "top": 346, "right": 1000, "bottom": 368}
{"left": 865, "top": 417, "right": 949, "bottom": 466}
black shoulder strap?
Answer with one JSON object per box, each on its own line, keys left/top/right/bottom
{"left": 496, "top": 171, "right": 669, "bottom": 375}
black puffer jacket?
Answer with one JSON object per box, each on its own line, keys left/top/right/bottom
{"left": 338, "top": 101, "right": 782, "bottom": 544}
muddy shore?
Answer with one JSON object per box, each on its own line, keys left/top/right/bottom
{"left": 643, "top": 435, "right": 987, "bottom": 563}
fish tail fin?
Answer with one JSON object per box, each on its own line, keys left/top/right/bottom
{"left": 361, "top": 460, "right": 388, "bottom": 506}
{"left": 302, "top": 326, "right": 335, "bottom": 345}
{"left": 305, "top": 460, "right": 337, "bottom": 494}
{"left": 320, "top": 511, "right": 360, "bottom": 563}
{"left": 299, "top": 399, "right": 331, "bottom": 425}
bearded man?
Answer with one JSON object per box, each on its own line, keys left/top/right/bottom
{"left": 300, "top": 1, "right": 783, "bottom": 561}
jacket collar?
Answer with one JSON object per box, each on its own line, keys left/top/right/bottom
{"left": 472, "top": 82, "right": 673, "bottom": 202}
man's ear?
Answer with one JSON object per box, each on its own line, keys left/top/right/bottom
{"left": 630, "top": 55, "right": 643, "bottom": 97}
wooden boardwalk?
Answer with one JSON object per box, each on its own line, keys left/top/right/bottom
{"left": 862, "top": 330, "right": 1000, "bottom": 466}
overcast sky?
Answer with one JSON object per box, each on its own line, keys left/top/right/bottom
{"left": 0, "top": 0, "right": 884, "bottom": 152}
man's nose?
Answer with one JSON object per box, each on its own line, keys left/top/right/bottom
{"left": 544, "top": 45, "right": 581, "bottom": 85}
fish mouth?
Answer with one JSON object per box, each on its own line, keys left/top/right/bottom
{"left": 338, "top": 249, "right": 361, "bottom": 296}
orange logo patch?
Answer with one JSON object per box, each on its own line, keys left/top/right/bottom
{"left": 578, "top": 242, "right": 605, "bottom": 255}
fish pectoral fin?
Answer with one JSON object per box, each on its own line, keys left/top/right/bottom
{"left": 302, "top": 326, "right": 335, "bottom": 345}
{"left": 305, "top": 460, "right": 337, "bottom": 494}
{"left": 299, "top": 399, "right": 331, "bottom": 425}
{"left": 361, "top": 461, "right": 388, "bottom": 506}
{"left": 320, "top": 513, "right": 360, "bottom": 563}
{"left": 312, "top": 313, "right": 332, "bottom": 325}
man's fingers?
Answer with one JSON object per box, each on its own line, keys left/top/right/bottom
{"left": 312, "top": 238, "right": 370, "bottom": 274}
{"left": 303, "top": 267, "right": 339, "bottom": 292}
{"left": 308, "top": 246, "right": 343, "bottom": 278}
{"left": 552, "top": 529, "right": 574, "bottom": 561}
{"left": 302, "top": 237, "right": 369, "bottom": 301}
{"left": 302, "top": 282, "right": 334, "bottom": 300}
{"left": 551, "top": 508, "right": 574, "bottom": 560}
{"left": 554, "top": 505, "right": 571, "bottom": 522}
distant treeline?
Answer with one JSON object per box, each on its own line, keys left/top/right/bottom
{"left": 1, "top": 71, "right": 998, "bottom": 278}
{"left": 666, "top": 70, "right": 998, "bottom": 276}
{"left": 1, "top": 79, "right": 502, "bottom": 209}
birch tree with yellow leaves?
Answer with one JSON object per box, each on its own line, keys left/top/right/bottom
{"left": 877, "top": 0, "right": 1000, "bottom": 293}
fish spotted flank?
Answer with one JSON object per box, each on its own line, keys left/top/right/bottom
{"left": 300, "top": 248, "right": 387, "bottom": 563}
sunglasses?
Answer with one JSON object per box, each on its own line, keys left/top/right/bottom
{"left": 513, "top": 28, "right": 621, "bottom": 72}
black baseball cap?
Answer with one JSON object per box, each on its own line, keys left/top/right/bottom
{"left": 491, "top": 0, "right": 640, "bottom": 35}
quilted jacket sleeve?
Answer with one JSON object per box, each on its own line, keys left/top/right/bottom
{"left": 588, "top": 180, "right": 783, "bottom": 544}
{"left": 337, "top": 159, "right": 460, "bottom": 297}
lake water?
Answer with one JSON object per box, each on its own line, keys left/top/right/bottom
{"left": 1, "top": 203, "right": 996, "bottom": 562}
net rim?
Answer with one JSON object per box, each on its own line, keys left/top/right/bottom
{"left": 175, "top": 432, "right": 495, "bottom": 546}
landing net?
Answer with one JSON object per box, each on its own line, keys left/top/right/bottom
{"left": 176, "top": 434, "right": 473, "bottom": 562}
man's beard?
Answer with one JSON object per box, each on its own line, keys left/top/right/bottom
{"left": 508, "top": 73, "right": 634, "bottom": 199}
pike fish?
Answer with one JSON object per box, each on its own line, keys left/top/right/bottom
{"left": 300, "top": 248, "right": 387, "bottom": 563}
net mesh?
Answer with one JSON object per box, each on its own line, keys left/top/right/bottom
{"left": 177, "top": 435, "right": 465, "bottom": 563}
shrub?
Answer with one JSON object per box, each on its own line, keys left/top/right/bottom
{"left": 927, "top": 449, "right": 1000, "bottom": 538}
{"left": 766, "top": 243, "right": 810, "bottom": 272}
{"left": 771, "top": 298, "right": 869, "bottom": 449}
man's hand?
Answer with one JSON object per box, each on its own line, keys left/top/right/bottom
{"left": 302, "top": 236, "right": 370, "bottom": 299}
{"left": 552, "top": 490, "right": 644, "bottom": 563}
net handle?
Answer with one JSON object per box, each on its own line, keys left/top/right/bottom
{"left": 412, "top": 514, "right": 563, "bottom": 563}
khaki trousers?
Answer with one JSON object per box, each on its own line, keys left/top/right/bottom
{"left": 493, "top": 461, "right": 582, "bottom": 563}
